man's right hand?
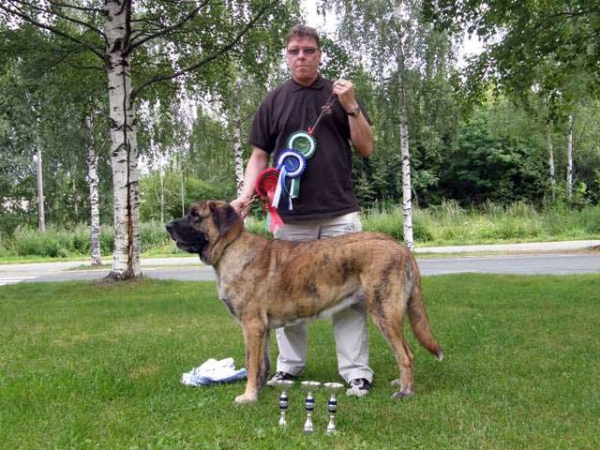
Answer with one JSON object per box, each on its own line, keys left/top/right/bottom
{"left": 230, "top": 196, "right": 253, "bottom": 219}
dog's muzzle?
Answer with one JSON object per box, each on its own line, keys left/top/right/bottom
{"left": 166, "top": 219, "right": 208, "bottom": 254}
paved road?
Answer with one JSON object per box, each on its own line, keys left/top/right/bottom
{"left": 1, "top": 240, "right": 599, "bottom": 286}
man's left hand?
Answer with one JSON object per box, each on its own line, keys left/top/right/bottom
{"left": 332, "top": 79, "right": 359, "bottom": 113}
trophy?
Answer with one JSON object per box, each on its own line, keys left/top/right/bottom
{"left": 323, "top": 382, "right": 344, "bottom": 434}
{"left": 273, "top": 379, "right": 295, "bottom": 427}
{"left": 301, "top": 381, "right": 321, "bottom": 433}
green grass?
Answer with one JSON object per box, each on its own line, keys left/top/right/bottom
{"left": 1, "top": 275, "right": 599, "bottom": 449}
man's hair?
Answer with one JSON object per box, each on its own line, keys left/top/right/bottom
{"left": 285, "top": 24, "right": 321, "bottom": 49}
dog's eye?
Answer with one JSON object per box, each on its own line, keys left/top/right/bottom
{"left": 190, "top": 208, "right": 199, "bottom": 217}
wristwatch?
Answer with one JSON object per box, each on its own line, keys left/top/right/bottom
{"left": 346, "top": 105, "right": 361, "bottom": 117}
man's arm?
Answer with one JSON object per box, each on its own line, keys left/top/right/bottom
{"left": 332, "top": 79, "right": 374, "bottom": 158}
{"left": 230, "top": 147, "right": 270, "bottom": 218}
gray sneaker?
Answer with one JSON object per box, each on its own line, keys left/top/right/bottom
{"left": 266, "top": 371, "right": 296, "bottom": 387}
{"left": 346, "top": 378, "right": 372, "bottom": 397}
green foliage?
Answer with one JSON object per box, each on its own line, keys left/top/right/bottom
{"left": 362, "top": 206, "right": 434, "bottom": 242}
{"left": 1, "top": 202, "right": 599, "bottom": 260}
{"left": 426, "top": 0, "right": 600, "bottom": 99}
{"left": 1, "top": 0, "right": 600, "bottom": 245}
{"left": 1, "top": 276, "right": 598, "bottom": 448}
{"left": 139, "top": 172, "right": 235, "bottom": 223}
{"left": 2, "top": 222, "right": 169, "bottom": 258}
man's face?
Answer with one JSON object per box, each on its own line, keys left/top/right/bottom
{"left": 286, "top": 36, "right": 321, "bottom": 86}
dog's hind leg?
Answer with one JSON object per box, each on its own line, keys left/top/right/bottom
{"left": 365, "top": 285, "right": 416, "bottom": 399}
{"left": 235, "top": 321, "right": 268, "bottom": 404}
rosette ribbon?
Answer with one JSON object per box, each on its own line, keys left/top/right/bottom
{"left": 275, "top": 149, "right": 307, "bottom": 210}
{"left": 255, "top": 168, "right": 284, "bottom": 233}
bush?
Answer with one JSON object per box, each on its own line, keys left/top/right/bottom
{"left": 362, "top": 207, "right": 434, "bottom": 242}
{"left": 12, "top": 227, "right": 69, "bottom": 258}
{"left": 1, "top": 202, "right": 598, "bottom": 260}
{"left": 140, "top": 220, "right": 171, "bottom": 252}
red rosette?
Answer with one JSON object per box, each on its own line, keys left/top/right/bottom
{"left": 255, "top": 168, "right": 280, "bottom": 197}
{"left": 254, "top": 167, "right": 284, "bottom": 233}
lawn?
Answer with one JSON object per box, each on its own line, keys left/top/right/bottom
{"left": 1, "top": 275, "right": 599, "bottom": 449}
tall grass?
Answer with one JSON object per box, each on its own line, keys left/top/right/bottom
{"left": 1, "top": 203, "right": 599, "bottom": 259}
{"left": 0, "top": 220, "right": 168, "bottom": 259}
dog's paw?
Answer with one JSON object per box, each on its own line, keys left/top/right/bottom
{"left": 234, "top": 393, "right": 258, "bottom": 405}
{"left": 390, "top": 388, "right": 414, "bottom": 400}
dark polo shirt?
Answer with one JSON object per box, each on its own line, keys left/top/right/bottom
{"left": 249, "top": 75, "right": 371, "bottom": 221}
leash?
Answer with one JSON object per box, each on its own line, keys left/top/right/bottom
{"left": 308, "top": 93, "right": 337, "bottom": 135}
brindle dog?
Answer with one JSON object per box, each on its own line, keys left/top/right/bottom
{"left": 167, "top": 200, "right": 443, "bottom": 404}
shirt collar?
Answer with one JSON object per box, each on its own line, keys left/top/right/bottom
{"left": 290, "top": 74, "right": 326, "bottom": 92}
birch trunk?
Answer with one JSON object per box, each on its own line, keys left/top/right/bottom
{"left": 179, "top": 152, "right": 185, "bottom": 216}
{"left": 567, "top": 115, "right": 574, "bottom": 201}
{"left": 233, "top": 77, "right": 244, "bottom": 197}
{"left": 396, "top": 27, "right": 414, "bottom": 250}
{"left": 35, "top": 147, "right": 45, "bottom": 233}
{"left": 105, "top": 0, "right": 141, "bottom": 280}
{"left": 159, "top": 151, "right": 165, "bottom": 225}
{"left": 547, "top": 130, "right": 556, "bottom": 201}
{"left": 86, "top": 115, "right": 103, "bottom": 267}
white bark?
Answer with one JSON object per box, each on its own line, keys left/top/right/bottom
{"left": 148, "top": 102, "right": 165, "bottom": 224}
{"left": 567, "top": 115, "right": 574, "bottom": 201}
{"left": 233, "top": 77, "right": 244, "bottom": 197}
{"left": 400, "top": 95, "right": 414, "bottom": 250}
{"left": 86, "top": 115, "right": 103, "bottom": 267}
{"left": 179, "top": 152, "right": 186, "bottom": 216}
{"left": 35, "top": 147, "right": 45, "bottom": 233}
{"left": 395, "top": 18, "right": 414, "bottom": 251}
{"left": 547, "top": 130, "right": 556, "bottom": 201}
{"left": 105, "top": 0, "right": 141, "bottom": 279}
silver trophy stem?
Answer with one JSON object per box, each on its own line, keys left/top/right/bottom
{"left": 301, "top": 381, "right": 321, "bottom": 434}
{"left": 273, "top": 380, "right": 295, "bottom": 428}
{"left": 278, "top": 390, "right": 288, "bottom": 426}
{"left": 324, "top": 382, "right": 344, "bottom": 435}
{"left": 326, "top": 393, "right": 337, "bottom": 434}
{"left": 303, "top": 391, "right": 315, "bottom": 433}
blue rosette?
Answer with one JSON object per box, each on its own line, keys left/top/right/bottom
{"left": 273, "top": 149, "right": 307, "bottom": 210}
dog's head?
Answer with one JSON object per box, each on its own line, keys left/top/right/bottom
{"left": 166, "top": 200, "right": 243, "bottom": 265}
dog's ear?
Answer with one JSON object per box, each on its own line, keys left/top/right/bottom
{"left": 209, "top": 200, "right": 242, "bottom": 236}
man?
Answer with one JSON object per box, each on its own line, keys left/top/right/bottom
{"left": 231, "top": 24, "right": 374, "bottom": 397}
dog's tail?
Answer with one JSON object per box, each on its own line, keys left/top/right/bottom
{"left": 407, "top": 272, "right": 444, "bottom": 361}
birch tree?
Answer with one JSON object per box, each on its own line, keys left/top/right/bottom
{"left": 0, "top": 0, "right": 286, "bottom": 280}
{"left": 85, "top": 113, "right": 103, "bottom": 266}
{"left": 321, "top": 0, "right": 446, "bottom": 250}
{"left": 567, "top": 115, "right": 574, "bottom": 201}
{"left": 547, "top": 130, "right": 556, "bottom": 201}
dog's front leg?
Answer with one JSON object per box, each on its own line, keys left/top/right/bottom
{"left": 235, "top": 321, "right": 268, "bottom": 404}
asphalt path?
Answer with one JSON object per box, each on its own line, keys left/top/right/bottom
{"left": 1, "top": 240, "right": 599, "bottom": 286}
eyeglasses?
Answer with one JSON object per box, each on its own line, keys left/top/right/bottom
{"left": 286, "top": 47, "right": 319, "bottom": 56}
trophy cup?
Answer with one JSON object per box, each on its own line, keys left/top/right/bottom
{"left": 301, "top": 381, "right": 321, "bottom": 433}
{"left": 273, "top": 379, "right": 295, "bottom": 427}
{"left": 323, "top": 382, "right": 344, "bottom": 434}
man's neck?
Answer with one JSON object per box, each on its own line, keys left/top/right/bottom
{"left": 293, "top": 74, "right": 319, "bottom": 87}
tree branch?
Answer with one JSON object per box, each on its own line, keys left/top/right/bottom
{"left": 47, "top": 0, "right": 105, "bottom": 15}
{"left": 7, "top": 0, "right": 105, "bottom": 37}
{"left": 0, "top": 1, "right": 105, "bottom": 59}
{"left": 128, "top": 1, "right": 209, "bottom": 54}
{"left": 132, "top": 1, "right": 277, "bottom": 100}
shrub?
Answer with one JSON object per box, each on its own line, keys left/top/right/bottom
{"left": 140, "top": 220, "right": 171, "bottom": 252}
{"left": 12, "top": 227, "right": 69, "bottom": 258}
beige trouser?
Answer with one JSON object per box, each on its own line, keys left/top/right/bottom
{"left": 273, "top": 212, "right": 373, "bottom": 383}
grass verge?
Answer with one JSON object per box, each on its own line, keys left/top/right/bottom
{"left": 1, "top": 275, "right": 599, "bottom": 449}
